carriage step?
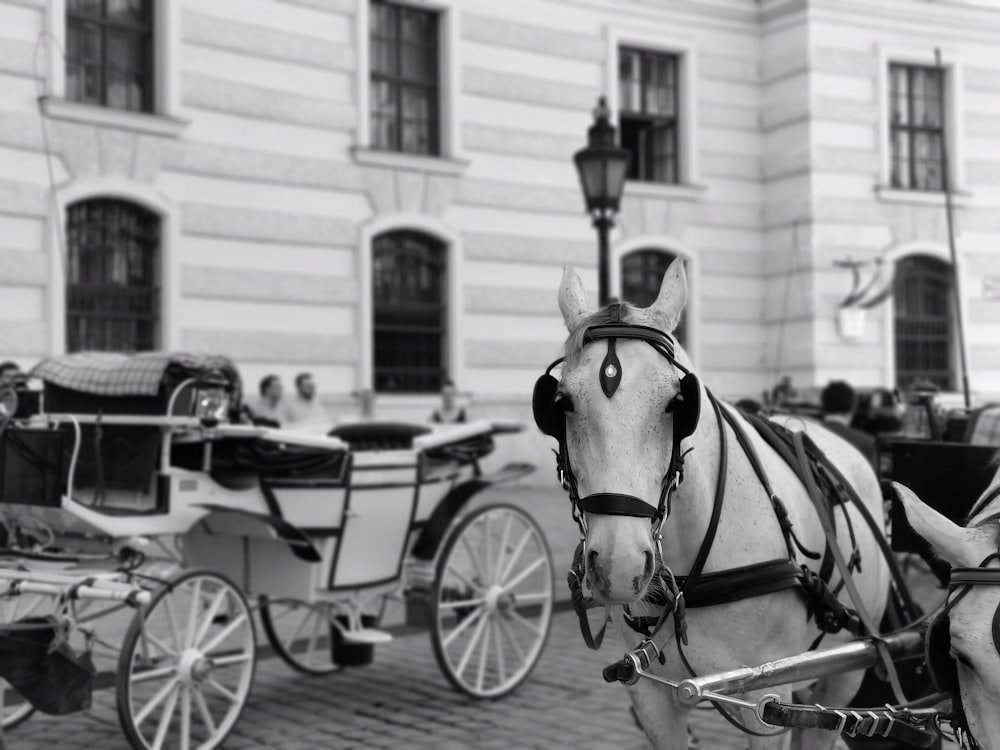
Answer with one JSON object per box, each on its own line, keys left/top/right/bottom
{"left": 340, "top": 627, "right": 393, "bottom": 645}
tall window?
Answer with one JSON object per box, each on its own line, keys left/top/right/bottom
{"left": 618, "top": 48, "right": 679, "bottom": 184}
{"left": 621, "top": 249, "right": 687, "bottom": 347}
{"left": 66, "top": 0, "right": 154, "bottom": 113}
{"left": 889, "top": 64, "right": 945, "bottom": 191}
{"left": 66, "top": 199, "right": 160, "bottom": 353}
{"left": 894, "top": 255, "right": 954, "bottom": 391}
{"left": 372, "top": 231, "right": 447, "bottom": 393}
{"left": 370, "top": 0, "right": 440, "bottom": 156}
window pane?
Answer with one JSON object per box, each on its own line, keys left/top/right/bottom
{"left": 401, "top": 120, "right": 430, "bottom": 154}
{"left": 107, "top": 0, "right": 149, "bottom": 24}
{"left": 68, "top": 22, "right": 102, "bottom": 64}
{"left": 619, "top": 50, "right": 642, "bottom": 113}
{"left": 401, "top": 86, "right": 429, "bottom": 120}
{"left": 894, "top": 255, "right": 953, "bottom": 390}
{"left": 371, "top": 38, "right": 397, "bottom": 75}
{"left": 68, "top": 0, "right": 102, "bottom": 16}
{"left": 401, "top": 41, "right": 432, "bottom": 82}
{"left": 371, "top": 80, "right": 397, "bottom": 116}
{"left": 108, "top": 32, "right": 145, "bottom": 73}
{"left": 371, "top": 114, "right": 396, "bottom": 150}
{"left": 371, "top": 2, "right": 397, "bottom": 38}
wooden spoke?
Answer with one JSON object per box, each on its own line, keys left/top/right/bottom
{"left": 200, "top": 613, "right": 249, "bottom": 656}
{"left": 151, "top": 683, "right": 180, "bottom": 750}
{"left": 192, "top": 686, "right": 216, "bottom": 737}
{"left": 454, "top": 610, "right": 489, "bottom": 678}
{"left": 441, "top": 605, "right": 485, "bottom": 649}
{"left": 502, "top": 556, "right": 547, "bottom": 591}
{"left": 193, "top": 588, "right": 230, "bottom": 649}
{"left": 135, "top": 676, "right": 180, "bottom": 728}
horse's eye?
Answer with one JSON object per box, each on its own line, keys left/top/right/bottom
{"left": 951, "top": 648, "right": 975, "bottom": 671}
{"left": 554, "top": 392, "right": 574, "bottom": 413}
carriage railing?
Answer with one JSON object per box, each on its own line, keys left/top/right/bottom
{"left": 0, "top": 567, "right": 151, "bottom": 607}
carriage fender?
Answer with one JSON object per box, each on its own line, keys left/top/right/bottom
{"left": 192, "top": 503, "right": 321, "bottom": 563}
{"left": 411, "top": 461, "right": 534, "bottom": 561}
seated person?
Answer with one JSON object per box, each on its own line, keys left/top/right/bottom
{"left": 248, "top": 374, "right": 292, "bottom": 427}
{"left": 821, "top": 380, "right": 878, "bottom": 470}
{"left": 0, "top": 361, "right": 22, "bottom": 391}
{"left": 286, "top": 372, "right": 329, "bottom": 426}
{"left": 430, "top": 379, "right": 466, "bottom": 424}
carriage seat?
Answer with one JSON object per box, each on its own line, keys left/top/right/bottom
{"left": 173, "top": 436, "right": 348, "bottom": 492}
{"left": 327, "top": 422, "right": 431, "bottom": 451}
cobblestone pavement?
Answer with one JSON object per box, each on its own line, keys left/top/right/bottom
{"left": 11, "top": 608, "right": 757, "bottom": 750}
{"left": 5, "top": 487, "right": 953, "bottom": 749}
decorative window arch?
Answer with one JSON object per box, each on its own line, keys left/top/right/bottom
{"left": 66, "top": 198, "right": 160, "bottom": 352}
{"left": 893, "top": 254, "right": 954, "bottom": 391}
{"left": 372, "top": 230, "right": 448, "bottom": 393}
{"left": 620, "top": 247, "right": 687, "bottom": 346}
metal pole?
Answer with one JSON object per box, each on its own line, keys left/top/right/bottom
{"left": 936, "top": 48, "right": 972, "bottom": 409}
{"left": 595, "top": 212, "right": 612, "bottom": 307}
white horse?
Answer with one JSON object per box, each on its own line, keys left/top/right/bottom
{"left": 548, "top": 260, "right": 892, "bottom": 750}
{"left": 896, "top": 477, "right": 1000, "bottom": 750}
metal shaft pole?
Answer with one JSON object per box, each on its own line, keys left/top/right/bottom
{"left": 937, "top": 48, "right": 971, "bottom": 408}
{"left": 595, "top": 212, "right": 612, "bottom": 307}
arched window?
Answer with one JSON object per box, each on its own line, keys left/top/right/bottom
{"left": 66, "top": 199, "right": 160, "bottom": 352}
{"left": 621, "top": 248, "right": 687, "bottom": 346}
{"left": 372, "top": 231, "right": 447, "bottom": 393}
{"left": 894, "top": 254, "right": 954, "bottom": 390}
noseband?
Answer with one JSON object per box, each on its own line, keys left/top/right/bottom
{"left": 532, "top": 304, "right": 701, "bottom": 534}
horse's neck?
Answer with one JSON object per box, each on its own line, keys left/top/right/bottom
{"left": 662, "top": 389, "right": 785, "bottom": 574}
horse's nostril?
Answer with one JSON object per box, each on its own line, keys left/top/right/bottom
{"left": 587, "top": 549, "right": 599, "bottom": 572}
{"left": 643, "top": 550, "right": 654, "bottom": 581}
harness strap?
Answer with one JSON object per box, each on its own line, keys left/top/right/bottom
{"left": 792, "top": 431, "right": 910, "bottom": 705}
{"left": 759, "top": 699, "right": 942, "bottom": 746}
{"left": 578, "top": 493, "right": 658, "bottom": 518}
{"left": 721, "top": 409, "right": 819, "bottom": 563}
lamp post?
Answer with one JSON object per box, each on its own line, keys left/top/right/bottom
{"left": 573, "top": 96, "right": 631, "bottom": 307}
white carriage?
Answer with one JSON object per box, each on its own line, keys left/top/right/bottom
{"left": 0, "top": 352, "right": 554, "bottom": 749}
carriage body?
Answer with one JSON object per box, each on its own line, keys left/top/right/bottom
{"left": 0, "top": 352, "right": 554, "bottom": 749}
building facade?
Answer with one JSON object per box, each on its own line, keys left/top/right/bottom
{"left": 2, "top": 0, "right": 1000, "bottom": 480}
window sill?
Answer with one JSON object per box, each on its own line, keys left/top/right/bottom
{"left": 624, "top": 181, "right": 707, "bottom": 202}
{"left": 40, "top": 97, "right": 190, "bottom": 138}
{"left": 874, "top": 185, "right": 973, "bottom": 207}
{"left": 351, "top": 147, "right": 469, "bottom": 176}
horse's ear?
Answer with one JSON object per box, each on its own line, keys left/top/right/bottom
{"left": 893, "top": 482, "right": 991, "bottom": 568}
{"left": 558, "top": 267, "right": 590, "bottom": 331}
{"left": 648, "top": 257, "right": 688, "bottom": 333}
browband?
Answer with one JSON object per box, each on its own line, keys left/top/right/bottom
{"left": 584, "top": 324, "right": 675, "bottom": 359}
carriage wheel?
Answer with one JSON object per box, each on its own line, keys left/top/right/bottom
{"left": 116, "top": 570, "right": 256, "bottom": 750}
{"left": 259, "top": 599, "right": 340, "bottom": 676}
{"left": 0, "top": 591, "right": 57, "bottom": 729}
{"left": 431, "top": 503, "right": 554, "bottom": 698}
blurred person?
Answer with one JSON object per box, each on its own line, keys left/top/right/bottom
{"left": 286, "top": 372, "right": 328, "bottom": 425}
{"left": 0, "top": 361, "right": 21, "bottom": 390}
{"left": 431, "top": 378, "right": 466, "bottom": 424}
{"left": 249, "top": 374, "right": 291, "bottom": 426}
{"left": 770, "top": 374, "right": 798, "bottom": 408}
{"left": 734, "top": 398, "right": 762, "bottom": 416}
{"left": 821, "top": 380, "right": 878, "bottom": 470}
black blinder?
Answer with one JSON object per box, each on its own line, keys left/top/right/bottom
{"left": 672, "top": 373, "right": 702, "bottom": 443}
{"left": 532, "top": 369, "right": 564, "bottom": 440}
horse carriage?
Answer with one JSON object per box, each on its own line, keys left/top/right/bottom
{"left": 533, "top": 262, "right": 999, "bottom": 750}
{"left": 0, "top": 351, "right": 554, "bottom": 749}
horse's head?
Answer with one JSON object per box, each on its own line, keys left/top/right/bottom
{"left": 895, "top": 482, "right": 1000, "bottom": 750}
{"left": 541, "top": 258, "right": 696, "bottom": 605}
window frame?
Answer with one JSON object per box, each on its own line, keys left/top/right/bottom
{"left": 371, "top": 230, "right": 449, "bottom": 394}
{"left": 876, "top": 46, "right": 965, "bottom": 200}
{"left": 65, "top": 0, "right": 155, "bottom": 114}
{"left": 888, "top": 63, "right": 946, "bottom": 192}
{"left": 65, "top": 198, "right": 161, "bottom": 353}
{"left": 369, "top": 0, "right": 441, "bottom": 156}
{"left": 618, "top": 47, "right": 680, "bottom": 185}
{"left": 355, "top": 0, "right": 463, "bottom": 165}
{"left": 604, "top": 27, "right": 700, "bottom": 192}
{"left": 892, "top": 254, "right": 955, "bottom": 392}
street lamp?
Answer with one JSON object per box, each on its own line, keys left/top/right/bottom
{"left": 573, "top": 96, "right": 631, "bottom": 307}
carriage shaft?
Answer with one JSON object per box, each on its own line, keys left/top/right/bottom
{"left": 675, "top": 631, "right": 923, "bottom": 707}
